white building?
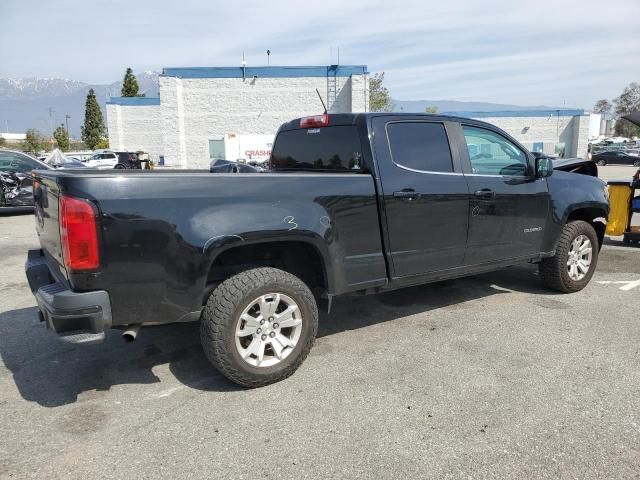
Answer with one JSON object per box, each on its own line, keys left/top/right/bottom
{"left": 0, "top": 133, "right": 27, "bottom": 144}
{"left": 459, "top": 109, "right": 595, "bottom": 158}
{"left": 107, "top": 65, "right": 369, "bottom": 168}
{"left": 105, "top": 97, "right": 163, "bottom": 159}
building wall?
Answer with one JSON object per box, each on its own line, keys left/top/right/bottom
{"left": 159, "top": 72, "right": 368, "bottom": 168}
{"left": 106, "top": 103, "right": 163, "bottom": 160}
{"left": 470, "top": 113, "right": 589, "bottom": 158}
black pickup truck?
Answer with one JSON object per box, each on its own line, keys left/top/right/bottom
{"left": 26, "top": 113, "right": 609, "bottom": 387}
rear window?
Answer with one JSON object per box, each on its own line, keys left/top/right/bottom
{"left": 271, "top": 126, "right": 363, "bottom": 171}
{"left": 386, "top": 122, "right": 453, "bottom": 173}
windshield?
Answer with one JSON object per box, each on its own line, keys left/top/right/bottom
{"left": 271, "top": 126, "right": 363, "bottom": 172}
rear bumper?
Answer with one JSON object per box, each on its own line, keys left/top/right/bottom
{"left": 25, "top": 249, "right": 111, "bottom": 344}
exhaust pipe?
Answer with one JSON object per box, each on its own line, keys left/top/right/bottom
{"left": 122, "top": 324, "right": 142, "bottom": 343}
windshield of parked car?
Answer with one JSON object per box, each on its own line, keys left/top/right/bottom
{"left": 271, "top": 126, "right": 363, "bottom": 172}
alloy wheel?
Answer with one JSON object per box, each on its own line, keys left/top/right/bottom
{"left": 566, "top": 234, "right": 592, "bottom": 281}
{"left": 235, "top": 293, "right": 303, "bottom": 367}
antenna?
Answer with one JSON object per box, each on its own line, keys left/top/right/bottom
{"left": 241, "top": 52, "right": 247, "bottom": 81}
{"left": 315, "top": 88, "right": 327, "bottom": 114}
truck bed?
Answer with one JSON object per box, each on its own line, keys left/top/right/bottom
{"left": 32, "top": 169, "right": 387, "bottom": 327}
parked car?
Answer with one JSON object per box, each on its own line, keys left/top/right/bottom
{"left": 0, "top": 150, "right": 49, "bottom": 209}
{"left": 26, "top": 113, "right": 609, "bottom": 387}
{"left": 604, "top": 136, "right": 629, "bottom": 144}
{"left": 209, "top": 159, "right": 261, "bottom": 173}
{"left": 82, "top": 151, "right": 119, "bottom": 169}
{"left": 592, "top": 150, "right": 640, "bottom": 166}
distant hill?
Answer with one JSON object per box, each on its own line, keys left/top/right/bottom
{"left": 393, "top": 99, "right": 561, "bottom": 113}
{"left": 0, "top": 72, "right": 159, "bottom": 136}
{"left": 0, "top": 72, "right": 567, "bottom": 137}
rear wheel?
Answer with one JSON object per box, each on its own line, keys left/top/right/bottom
{"left": 633, "top": 159, "right": 640, "bottom": 167}
{"left": 114, "top": 164, "right": 126, "bottom": 169}
{"left": 595, "top": 159, "right": 606, "bottom": 166}
{"left": 200, "top": 267, "right": 318, "bottom": 387}
{"left": 539, "top": 220, "right": 599, "bottom": 293}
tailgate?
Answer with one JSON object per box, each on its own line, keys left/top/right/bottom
{"left": 33, "top": 172, "right": 68, "bottom": 281}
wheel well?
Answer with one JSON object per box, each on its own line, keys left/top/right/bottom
{"left": 204, "top": 241, "right": 327, "bottom": 303}
{"left": 567, "top": 208, "right": 607, "bottom": 248}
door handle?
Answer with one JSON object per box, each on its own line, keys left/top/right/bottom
{"left": 393, "top": 189, "right": 421, "bottom": 200}
{"left": 474, "top": 189, "right": 496, "bottom": 199}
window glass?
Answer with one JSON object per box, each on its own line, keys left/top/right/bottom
{"left": 0, "top": 153, "right": 16, "bottom": 171}
{"left": 462, "top": 126, "right": 528, "bottom": 176}
{"left": 386, "top": 122, "right": 453, "bottom": 173}
{"left": 0, "top": 153, "right": 41, "bottom": 172}
{"left": 271, "top": 126, "right": 363, "bottom": 171}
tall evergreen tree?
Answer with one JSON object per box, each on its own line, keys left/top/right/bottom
{"left": 121, "top": 68, "right": 144, "bottom": 97}
{"left": 81, "top": 88, "right": 106, "bottom": 149}
{"left": 53, "top": 124, "right": 69, "bottom": 151}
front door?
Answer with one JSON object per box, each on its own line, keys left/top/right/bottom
{"left": 459, "top": 124, "right": 550, "bottom": 265}
{"left": 372, "top": 117, "right": 470, "bottom": 279}
{"left": 209, "top": 139, "right": 225, "bottom": 161}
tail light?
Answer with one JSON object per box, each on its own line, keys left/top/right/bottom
{"left": 300, "top": 114, "right": 329, "bottom": 128}
{"left": 60, "top": 195, "right": 99, "bottom": 271}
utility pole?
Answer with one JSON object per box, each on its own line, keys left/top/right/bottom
{"left": 65, "top": 114, "right": 71, "bottom": 141}
{"left": 48, "top": 107, "right": 55, "bottom": 137}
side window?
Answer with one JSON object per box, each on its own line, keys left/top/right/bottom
{"left": 462, "top": 126, "right": 528, "bottom": 176}
{"left": 2, "top": 154, "right": 40, "bottom": 173}
{"left": 386, "top": 122, "right": 453, "bottom": 173}
{"left": 0, "top": 153, "right": 17, "bottom": 172}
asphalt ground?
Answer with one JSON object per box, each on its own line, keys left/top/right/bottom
{"left": 0, "top": 166, "right": 639, "bottom": 479}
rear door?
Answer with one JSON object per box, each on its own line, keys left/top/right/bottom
{"left": 372, "top": 117, "right": 470, "bottom": 278}
{"left": 456, "top": 123, "right": 550, "bottom": 264}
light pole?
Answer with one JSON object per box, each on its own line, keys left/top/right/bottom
{"left": 65, "top": 114, "right": 71, "bottom": 142}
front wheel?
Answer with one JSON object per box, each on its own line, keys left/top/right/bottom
{"left": 200, "top": 267, "right": 318, "bottom": 387}
{"left": 595, "top": 159, "right": 606, "bottom": 166}
{"left": 539, "top": 220, "right": 599, "bottom": 293}
{"left": 633, "top": 159, "right": 640, "bottom": 167}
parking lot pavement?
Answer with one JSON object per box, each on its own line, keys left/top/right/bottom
{"left": 1, "top": 212, "right": 639, "bottom": 480}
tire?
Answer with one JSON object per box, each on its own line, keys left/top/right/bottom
{"left": 114, "top": 164, "right": 126, "bottom": 169}
{"left": 633, "top": 159, "right": 640, "bottom": 167}
{"left": 200, "top": 267, "right": 318, "bottom": 387}
{"left": 595, "top": 159, "right": 606, "bottom": 166}
{"left": 539, "top": 220, "right": 599, "bottom": 293}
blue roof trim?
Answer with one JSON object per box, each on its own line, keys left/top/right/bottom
{"left": 107, "top": 97, "right": 161, "bottom": 106}
{"left": 442, "top": 109, "right": 585, "bottom": 118}
{"left": 161, "top": 65, "right": 368, "bottom": 79}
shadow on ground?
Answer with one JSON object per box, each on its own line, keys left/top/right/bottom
{"left": 0, "top": 264, "right": 555, "bottom": 407}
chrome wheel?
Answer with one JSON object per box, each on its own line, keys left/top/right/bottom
{"left": 566, "top": 234, "right": 592, "bottom": 281}
{"left": 235, "top": 293, "right": 303, "bottom": 367}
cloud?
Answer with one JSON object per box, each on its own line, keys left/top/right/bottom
{"left": 1, "top": 0, "right": 638, "bottom": 107}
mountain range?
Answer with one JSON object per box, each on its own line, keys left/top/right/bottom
{"left": 0, "top": 72, "right": 561, "bottom": 137}
{"left": 0, "top": 72, "right": 159, "bottom": 136}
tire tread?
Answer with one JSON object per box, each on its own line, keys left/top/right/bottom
{"left": 200, "top": 267, "right": 317, "bottom": 388}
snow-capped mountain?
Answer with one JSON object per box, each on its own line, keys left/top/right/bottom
{"left": 0, "top": 77, "right": 87, "bottom": 100}
{"left": 0, "top": 71, "right": 159, "bottom": 135}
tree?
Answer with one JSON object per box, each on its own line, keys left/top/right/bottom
{"left": 0, "top": 137, "right": 6, "bottom": 148}
{"left": 593, "top": 99, "right": 612, "bottom": 117}
{"left": 425, "top": 105, "right": 439, "bottom": 114}
{"left": 369, "top": 72, "right": 394, "bottom": 112}
{"left": 81, "top": 88, "right": 106, "bottom": 149}
{"left": 613, "top": 82, "right": 640, "bottom": 137}
{"left": 95, "top": 138, "right": 109, "bottom": 149}
{"left": 53, "top": 124, "right": 69, "bottom": 151}
{"left": 121, "top": 68, "right": 144, "bottom": 97}
{"left": 24, "top": 128, "right": 47, "bottom": 153}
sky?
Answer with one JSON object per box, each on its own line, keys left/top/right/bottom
{"left": 1, "top": 0, "right": 639, "bottom": 108}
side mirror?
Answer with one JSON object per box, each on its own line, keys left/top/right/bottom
{"left": 536, "top": 156, "right": 553, "bottom": 178}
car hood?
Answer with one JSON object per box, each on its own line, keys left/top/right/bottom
{"left": 622, "top": 112, "right": 640, "bottom": 127}
{"left": 553, "top": 157, "right": 598, "bottom": 177}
